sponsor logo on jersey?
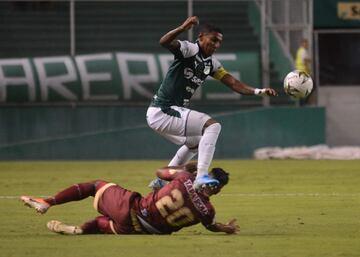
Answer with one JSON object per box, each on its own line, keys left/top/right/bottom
{"left": 190, "top": 76, "right": 204, "bottom": 86}
{"left": 184, "top": 67, "right": 205, "bottom": 86}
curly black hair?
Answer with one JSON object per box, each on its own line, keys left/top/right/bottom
{"left": 210, "top": 167, "right": 229, "bottom": 186}
{"left": 199, "top": 24, "right": 223, "bottom": 35}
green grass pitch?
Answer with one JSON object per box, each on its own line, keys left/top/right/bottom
{"left": 1, "top": 160, "right": 360, "bottom": 257}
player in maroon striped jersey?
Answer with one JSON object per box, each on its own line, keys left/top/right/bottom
{"left": 21, "top": 163, "right": 239, "bottom": 235}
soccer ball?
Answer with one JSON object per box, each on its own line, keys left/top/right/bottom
{"left": 283, "top": 70, "right": 313, "bottom": 99}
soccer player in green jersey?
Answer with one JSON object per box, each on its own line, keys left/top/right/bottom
{"left": 147, "top": 16, "right": 277, "bottom": 190}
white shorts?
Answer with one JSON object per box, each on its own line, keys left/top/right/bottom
{"left": 146, "top": 106, "right": 211, "bottom": 146}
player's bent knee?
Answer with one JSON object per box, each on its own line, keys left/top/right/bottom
{"left": 205, "top": 122, "right": 221, "bottom": 134}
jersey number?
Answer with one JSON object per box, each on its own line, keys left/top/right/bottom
{"left": 155, "top": 189, "right": 195, "bottom": 227}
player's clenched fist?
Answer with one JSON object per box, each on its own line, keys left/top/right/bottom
{"left": 179, "top": 16, "right": 199, "bottom": 31}
{"left": 264, "top": 88, "right": 278, "bottom": 96}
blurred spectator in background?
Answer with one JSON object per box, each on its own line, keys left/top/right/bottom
{"left": 296, "top": 38, "right": 316, "bottom": 105}
{"left": 295, "top": 38, "right": 311, "bottom": 75}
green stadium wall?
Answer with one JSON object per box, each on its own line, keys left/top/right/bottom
{"left": 0, "top": 106, "right": 325, "bottom": 160}
{"left": 314, "top": 0, "right": 360, "bottom": 28}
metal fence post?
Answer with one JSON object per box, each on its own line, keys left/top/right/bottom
{"left": 260, "top": 0, "right": 270, "bottom": 107}
{"left": 70, "top": 0, "right": 75, "bottom": 56}
{"left": 187, "top": 0, "right": 193, "bottom": 41}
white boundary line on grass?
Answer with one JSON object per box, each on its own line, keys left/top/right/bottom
{"left": 0, "top": 195, "right": 50, "bottom": 199}
{"left": 222, "top": 193, "right": 360, "bottom": 197}
{"left": 2, "top": 193, "right": 360, "bottom": 199}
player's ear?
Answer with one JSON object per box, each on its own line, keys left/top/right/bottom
{"left": 212, "top": 187, "right": 221, "bottom": 195}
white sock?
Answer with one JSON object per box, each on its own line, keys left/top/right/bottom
{"left": 168, "top": 145, "right": 197, "bottom": 166}
{"left": 197, "top": 123, "right": 221, "bottom": 178}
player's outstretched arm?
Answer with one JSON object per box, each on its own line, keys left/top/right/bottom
{"left": 159, "top": 16, "right": 199, "bottom": 51}
{"left": 206, "top": 218, "right": 240, "bottom": 234}
{"left": 156, "top": 167, "right": 184, "bottom": 181}
{"left": 221, "top": 73, "right": 278, "bottom": 96}
{"left": 156, "top": 162, "right": 197, "bottom": 181}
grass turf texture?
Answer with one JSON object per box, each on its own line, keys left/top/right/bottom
{"left": 0, "top": 160, "right": 360, "bottom": 257}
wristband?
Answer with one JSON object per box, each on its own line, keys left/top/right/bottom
{"left": 254, "top": 88, "right": 266, "bottom": 96}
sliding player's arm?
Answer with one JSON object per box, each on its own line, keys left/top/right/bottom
{"left": 156, "top": 162, "right": 197, "bottom": 181}
{"left": 205, "top": 218, "right": 239, "bottom": 234}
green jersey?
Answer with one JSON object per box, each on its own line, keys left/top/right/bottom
{"left": 151, "top": 40, "right": 225, "bottom": 108}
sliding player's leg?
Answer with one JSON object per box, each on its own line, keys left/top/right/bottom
{"left": 46, "top": 215, "right": 115, "bottom": 235}
{"left": 47, "top": 220, "right": 83, "bottom": 235}
{"left": 80, "top": 216, "right": 115, "bottom": 234}
{"left": 21, "top": 180, "right": 107, "bottom": 214}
